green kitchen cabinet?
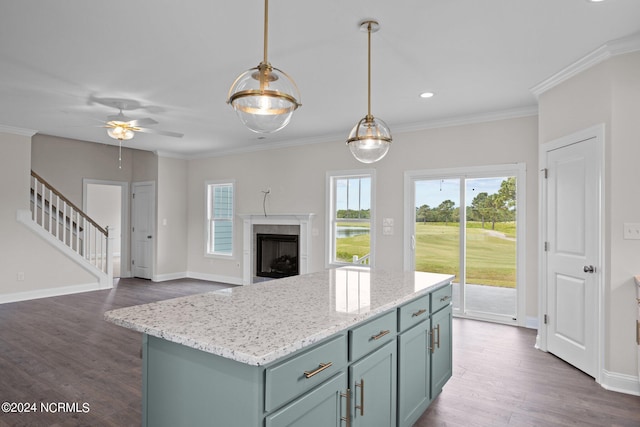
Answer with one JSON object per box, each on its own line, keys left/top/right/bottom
{"left": 431, "top": 304, "right": 453, "bottom": 398}
{"left": 349, "top": 340, "right": 397, "bottom": 427}
{"left": 397, "top": 319, "right": 431, "bottom": 427}
{"left": 265, "top": 372, "right": 347, "bottom": 427}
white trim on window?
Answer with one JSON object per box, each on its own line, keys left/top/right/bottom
{"left": 205, "top": 179, "right": 236, "bottom": 258}
{"left": 326, "top": 169, "right": 376, "bottom": 268}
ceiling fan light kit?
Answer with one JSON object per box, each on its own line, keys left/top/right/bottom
{"left": 346, "top": 20, "right": 392, "bottom": 164}
{"left": 106, "top": 125, "right": 135, "bottom": 141}
{"left": 227, "top": 0, "right": 301, "bottom": 134}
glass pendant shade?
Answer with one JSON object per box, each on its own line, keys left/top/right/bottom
{"left": 228, "top": 62, "right": 301, "bottom": 133}
{"left": 347, "top": 116, "right": 392, "bottom": 163}
{"left": 107, "top": 124, "right": 135, "bottom": 141}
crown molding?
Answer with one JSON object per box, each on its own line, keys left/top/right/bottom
{"left": 154, "top": 150, "right": 190, "bottom": 160}
{"left": 531, "top": 31, "right": 640, "bottom": 97}
{"left": 393, "top": 106, "right": 539, "bottom": 134}
{"left": 189, "top": 106, "right": 539, "bottom": 160}
{"left": 0, "top": 124, "right": 37, "bottom": 137}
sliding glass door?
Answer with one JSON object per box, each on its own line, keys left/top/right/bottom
{"left": 406, "top": 165, "right": 524, "bottom": 324}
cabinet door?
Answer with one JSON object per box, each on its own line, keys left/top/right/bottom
{"left": 349, "top": 340, "right": 397, "bottom": 427}
{"left": 397, "top": 321, "right": 430, "bottom": 427}
{"left": 266, "top": 372, "right": 347, "bottom": 427}
{"left": 431, "top": 305, "right": 452, "bottom": 397}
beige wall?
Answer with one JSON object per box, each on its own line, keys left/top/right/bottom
{"left": 539, "top": 51, "right": 640, "bottom": 377}
{"left": 157, "top": 156, "right": 188, "bottom": 278}
{"left": 186, "top": 115, "right": 540, "bottom": 320}
{"left": 0, "top": 131, "right": 96, "bottom": 300}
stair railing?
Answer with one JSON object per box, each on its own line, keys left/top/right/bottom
{"left": 30, "top": 170, "right": 111, "bottom": 275}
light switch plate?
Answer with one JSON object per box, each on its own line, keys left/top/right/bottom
{"left": 623, "top": 223, "right": 640, "bottom": 240}
{"left": 383, "top": 218, "right": 394, "bottom": 226}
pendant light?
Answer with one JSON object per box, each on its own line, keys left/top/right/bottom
{"left": 347, "top": 20, "right": 392, "bottom": 164}
{"left": 227, "top": 0, "right": 301, "bottom": 133}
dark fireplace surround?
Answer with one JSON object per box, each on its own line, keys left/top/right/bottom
{"left": 256, "top": 233, "right": 299, "bottom": 279}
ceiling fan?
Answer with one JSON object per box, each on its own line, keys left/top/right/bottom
{"left": 104, "top": 109, "right": 183, "bottom": 141}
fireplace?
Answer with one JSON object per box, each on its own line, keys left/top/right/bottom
{"left": 256, "top": 234, "right": 299, "bottom": 279}
{"left": 240, "top": 213, "right": 314, "bottom": 285}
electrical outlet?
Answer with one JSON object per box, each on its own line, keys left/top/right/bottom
{"left": 623, "top": 223, "right": 640, "bottom": 240}
{"left": 17, "top": 272, "right": 25, "bottom": 281}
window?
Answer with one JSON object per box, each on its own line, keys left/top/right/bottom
{"left": 327, "top": 171, "right": 375, "bottom": 266}
{"left": 206, "top": 181, "right": 234, "bottom": 256}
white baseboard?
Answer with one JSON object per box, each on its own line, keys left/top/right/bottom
{"left": 0, "top": 282, "right": 107, "bottom": 305}
{"left": 187, "top": 271, "right": 243, "bottom": 286}
{"left": 152, "top": 271, "right": 242, "bottom": 286}
{"left": 601, "top": 369, "right": 640, "bottom": 396}
{"left": 153, "top": 272, "right": 188, "bottom": 282}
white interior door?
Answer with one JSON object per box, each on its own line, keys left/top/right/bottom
{"left": 544, "top": 132, "right": 601, "bottom": 378}
{"left": 132, "top": 182, "right": 155, "bottom": 279}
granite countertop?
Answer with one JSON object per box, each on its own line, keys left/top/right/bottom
{"left": 104, "top": 267, "right": 454, "bottom": 366}
{"left": 635, "top": 275, "right": 640, "bottom": 287}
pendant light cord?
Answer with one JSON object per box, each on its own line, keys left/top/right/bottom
{"left": 263, "top": 0, "right": 269, "bottom": 64}
{"left": 367, "top": 21, "right": 372, "bottom": 119}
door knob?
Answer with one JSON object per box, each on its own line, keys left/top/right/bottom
{"left": 583, "top": 265, "right": 595, "bottom": 273}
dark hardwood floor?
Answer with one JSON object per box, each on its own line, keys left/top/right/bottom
{"left": 417, "top": 319, "right": 640, "bottom": 427}
{"left": 0, "top": 278, "right": 638, "bottom": 426}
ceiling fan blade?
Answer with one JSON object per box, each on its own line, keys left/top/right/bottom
{"left": 136, "top": 127, "right": 184, "bottom": 138}
{"left": 128, "top": 117, "right": 158, "bottom": 127}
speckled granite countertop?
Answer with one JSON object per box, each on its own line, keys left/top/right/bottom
{"left": 104, "top": 267, "right": 454, "bottom": 366}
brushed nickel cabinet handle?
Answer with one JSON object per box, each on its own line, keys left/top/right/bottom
{"left": 435, "top": 324, "right": 441, "bottom": 349}
{"left": 440, "top": 295, "right": 451, "bottom": 302}
{"left": 340, "top": 388, "right": 351, "bottom": 427}
{"left": 303, "top": 362, "right": 332, "bottom": 379}
{"left": 355, "top": 379, "right": 364, "bottom": 416}
{"left": 371, "top": 330, "right": 390, "bottom": 340}
{"left": 412, "top": 309, "right": 427, "bottom": 317}
{"left": 430, "top": 328, "right": 435, "bottom": 354}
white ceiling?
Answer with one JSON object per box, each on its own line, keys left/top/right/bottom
{"left": 2, "top": 0, "right": 640, "bottom": 158}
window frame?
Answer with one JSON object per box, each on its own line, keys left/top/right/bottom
{"left": 326, "top": 169, "right": 376, "bottom": 268}
{"left": 205, "top": 179, "right": 235, "bottom": 258}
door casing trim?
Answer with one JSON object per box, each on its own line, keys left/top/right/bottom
{"left": 537, "top": 124, "right": 605, "bottom": 385}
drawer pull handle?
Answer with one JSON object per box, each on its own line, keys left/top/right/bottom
{"left": 355, "top": 379, "right": 364, "bottom": 416}
{"left": 371, "top": 330, "right": 391, "bottom": 341}
{"left": 440, "top": 295, "right": 451, "bottom": 302}
{"left": 303, "top": 362, "right": 332, "bottom": 379}
{"left": 412, "top": 308, "right": 427, "bottom": 317}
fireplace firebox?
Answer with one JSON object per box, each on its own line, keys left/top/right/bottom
{"left": 256, "top": 234, "right": 299, "bottom": 279}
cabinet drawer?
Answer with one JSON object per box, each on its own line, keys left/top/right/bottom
{"left": 349, "top": 310, "right": 396, "bottom": 362}
{"left": 397, "top": 294, "right": 430, "bottom": 332}
{"left": 431, "top": 284, "right": 452, "bottom": 313}
{"left": 265, "top": 334, "right": 347, "bottom": 412}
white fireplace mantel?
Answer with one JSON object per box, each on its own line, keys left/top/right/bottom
{"left": 239, "top": 213, "right": 315, "bottom": 285}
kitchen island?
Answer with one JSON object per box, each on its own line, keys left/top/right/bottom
{"left": 105, "top": 267, "right": 454, "bottom": 427}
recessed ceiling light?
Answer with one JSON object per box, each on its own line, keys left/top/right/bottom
{"left": 588, "top": 0, "right": 606, "bottom": 2}
{"left": 420, "top": 92, "right": 435, "bottom": 99}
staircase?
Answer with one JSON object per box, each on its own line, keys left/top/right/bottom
{"left": 17, "top": 171, "right": 112, "bottom": 288}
